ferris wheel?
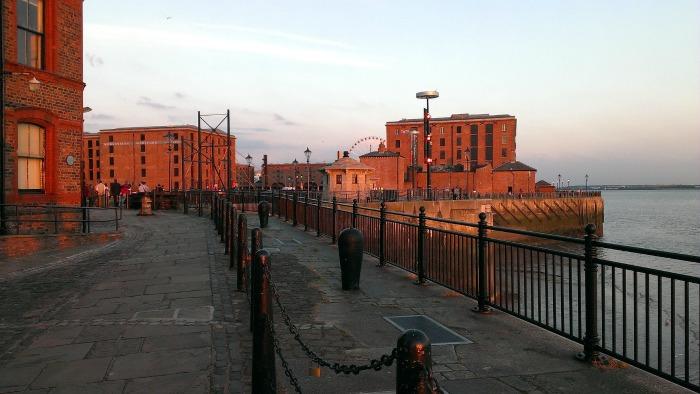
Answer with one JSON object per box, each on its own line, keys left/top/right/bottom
{"left": 348, "top": 136, "right": 386, "bottom": 156}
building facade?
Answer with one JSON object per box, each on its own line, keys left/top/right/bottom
{"left": 2, "top": 0, "right": 85, "bottom": 206}
{"left": 82, "top": 125, "right": 235, "bottom": 191}
{"left": 266, "top": 162, "right": 327, "bottom": 190}
{"left": 322, "top": 151, "right": 374, "bottom": 199}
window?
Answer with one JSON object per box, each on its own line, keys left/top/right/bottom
{"left": 89, "top": 172, "right": 93, "bottom": 181}
{"left": 109, "top": 169, "right": 114, "bottom": 178}
{"left": 501, "top": 124, "right": 506, "bottom": 132}
{"left": 88, "top": 159, "right": 93, "bottom": 169}
{"left": 109, "top": 145, "right": 114, "bottom": 153}
{"left": 439, "top": 138, "right": 445, "bottom": 147}
{"left": 17, "top": 123, "right": 44, "bottom": 190}
{"left": 502, "top": 135, "right": 508, "bottom": 144}
{"left": 174, "top": 143, "right": 179, "bottom": 152}
{"left": 485, "top": 124, "right": 493, "bottom": 161}
{"left": 141, "top": 168, "right": 146, "bottom": 177}
{"left": 96, "top": 149, "right": 100, "bottom": 157}
{"left": 140, "top": 134, "right": 145, "bottom": 141}
{"left": 173, "top": 133, "right": 178, "bottom": 140}
{"left": 140, "top": 144, "right": 145, "bottom": 153}
{"left": 395, "top": 140, "right": 400, "bottom": 148}
{"left": 16, "top": 0, "right": 43, "bottom": 68}
{"left": 174, "top": 168, "right": 179, "bottom": 176}
{"left": 457, "top": 150, "right": 462, "bottom": 160}
{"left": 352, "top": 174, "right": 358, "bottom": 184}
{"left": 174, "top": 181, "right": 179, "bottom": 190}
{"left": 88, "top": 149, "right": 93, "bottom": 158}
{"left": 96, "top": 160, "right": 100, "bottom": 168}
{"left": 173, "top": 155, "right": 179, "bottom": 164}
{"left": 88, "top": 140, "right": 92, "bottom": 148}
{"left": 456, "top": 137, "right": 462, "bottom": 146}
{"left": 440, "top": 127, "right": 444, "bottom": 135}
{"left": 336, "top": 174, "right": 342, "bottom": 184}
{"left": 456, "top": 126, "right": 462, "bottom": 134}
{"left": 501, "top": 148, "right": 508, "bottom": 157}
{"left": 108, "top": 136, "right": 113, "bottom": 142}
{"left": 96, "top": 171, "right": 101, "bottom": 180}
{"left": 141, "top": 156, "right": 146, "bottom": 164}
{"left": 395, "top": 130, "right": 399, "bottom": 136}
{"left": 109, "top": 157, "right": 114, "bottom": 165}
{"left": 439, "top": 151, "right": 445, "bottom": 159}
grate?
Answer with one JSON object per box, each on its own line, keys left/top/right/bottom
{"left": 383, "top": 315, "right": 472, "bottom": 345}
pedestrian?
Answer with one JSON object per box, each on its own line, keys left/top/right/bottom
{"left": 95, "top": 180, "right": 107, "bottom": 207}
{"left": 120, "top": 182, "right": 130, "bottom": 207}
{"left": 110, "top": 179, "right": 121, "bottom": 207}
{"left": 138, "top": 181, "right": 151, "bottom": 193}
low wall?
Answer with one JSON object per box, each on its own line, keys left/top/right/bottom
{"left": 0, "top": 232, "right": 121, "bottom": 260}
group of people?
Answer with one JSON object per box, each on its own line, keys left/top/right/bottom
{"left": 85, "top": 179, "right": 151, "bottom": 207}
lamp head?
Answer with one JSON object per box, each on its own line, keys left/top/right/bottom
{"left": 28, "top": 77, "right": 41, "bottom": 92}
{"left": 416, "top": 90, "right": 439, "bottom": 100}
{"left": 304, "top": 147, "right": 311, "bottom": 161}
{"left": 245, "top": 154, "right": 252, "bottom": 166}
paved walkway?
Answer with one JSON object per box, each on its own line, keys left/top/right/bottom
{"left": 0, "top": 209, "right": 690, "bottom": 393}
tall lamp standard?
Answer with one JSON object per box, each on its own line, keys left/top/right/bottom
{"left": 304, "top": 147, "right": 312, "bottom": 196}
{"left": 567, "top": 179, "right": 570, "bottom": 189}
{"left": 585, "top": 174, "right": 589, "bottom": 191}
{"left": 245, "top": 154, "right": 253, "bottom": 189}
{"left": 292, "top": 158, "right": 299, "bottom": 190}
{"left": 164, "top": 132, "right": 174, "bottom": 191}
{"left": 557, "top": 174, "right": 562, "bottom": 190}
{"left": 416, "top": 90, "right": 439, "bottom": 200}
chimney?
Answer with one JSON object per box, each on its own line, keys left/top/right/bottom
{"left": 337, "top": 151, "right": 341, "bottom": 160}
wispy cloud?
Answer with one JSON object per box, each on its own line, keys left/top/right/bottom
{"left": 236, "top": 127, "right": 273, "bottom": 133}
{"left": 86, "top": 52, "right": 104, "bottom": 67}
{"left": 174, "top": 92, "right": 186, "bottom": 99}
{"left": 137, "top": 96, "right": 175, "bottom": 110}
{"left": 86, "top": 24, "right": 386, "bottom": 69}
{"left": 89, "top": 113, "right": 115, "bottom": 120}
{"left": 193, "top": 23, "right": 353, "bottom": 50}
{"left": 273, "top": 113, "right": 298, "bottom": 126}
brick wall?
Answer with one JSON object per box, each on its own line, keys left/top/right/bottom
{"left": 2, "top": 0, "right": 84, "bottom": 206}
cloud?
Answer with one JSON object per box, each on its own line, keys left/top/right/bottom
{"left": 272, "top": 113, "right": 298, "bottom": 126}
{"left": 174, "top": 92, "right": 186, "bottom": 99}
{"left": 86, "top": 24, "right": 387, "bottom": 69}
{"left": 86, "top": 52, "right": 104, "bottom": 67}
{"left": 137, "top": 96, "right": 175, "bottom": 110}
{"left": 194, "top": 23, "right": 353, "bottom": 50}
{"left": 89, "top": 113, "right": 115, "bottom": 120}
{"left": 236, "top": 127, "right": 272, "bottom": 133}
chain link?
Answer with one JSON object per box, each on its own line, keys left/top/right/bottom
{"left": 263, "top": 265, "right": 397, "bottom": 375}
{"left": 264, "top": 312, "right": 303, "bottom": 393}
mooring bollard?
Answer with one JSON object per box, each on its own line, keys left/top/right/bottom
{"left": 250, "top": 228, "right": 263, "bottom": 332}
{"left": 251, "top": 249, "right": 277, "bottom": 393}
{"left": 236, "top": 215, "right": 248, "bottom": 291}
{"left": 258, "top": 201, "right": 270, "bottom": 228}
{"left": 338, "top": 227, "right": 364, "bottom": 290}
{"left": 396, "top": 329, "right": 433, "bottom": 394}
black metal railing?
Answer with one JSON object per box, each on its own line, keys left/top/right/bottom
{"left": 266, "top": 190, "right": 699, "bottom": 391}
{"left": 0, "top": 203, "right": 122, "bottom": 234}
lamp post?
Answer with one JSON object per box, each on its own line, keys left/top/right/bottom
{"left": 410, "top": 129, "right": 419, "bottom": 191}
{"left": 304, "top": 147, "right": 312, "bottom": 196}
{"left": 164, "top": 132, "right": 174, "bottom": 191}
{"left": 245, "top": 154, "right": 253, "bottom": 189}
{"left": 557, "top": 174, "right": 562, "bottom": 190}
{"left": 567, "top": 179, "right": 570, "bottom": 189}
{"left": 416, "top": 90, "right": 439, "bottom": 200}
{"left": 292, "top": 158, "right": 298, "bottom": 190}
{"left": 585, "top": 174, "right": 589, "bottom": 191}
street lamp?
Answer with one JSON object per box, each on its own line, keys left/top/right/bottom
{"left": 585, "top": 174, "right": 589, "bottom": 191}
{"left": 567, "top": 179, "right": 571, "bottom": 189}
{"left": 557, "top": 174, "right": 562, "bottom": 189}
{"left": 304, "top": 147, "right": 312, "bottom": 194}
{"left": 416, "top": 90, "right": 439, "bottom": 200}
{"left": 245, "top": 154, "right": 253, "bottom": 189}
{"left": 292, "top": 158, "right": 299, "bottom": 190}
{"left": 164, "top": 132, "right": 174, "bottom": 191}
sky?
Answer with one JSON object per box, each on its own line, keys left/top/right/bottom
{"left": 83, "top": 0, "right": 700, "bottom": 185}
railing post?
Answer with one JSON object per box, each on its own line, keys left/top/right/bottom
{"left": 251, "top": 249, "right": 276, "bottom": 393}
{"left": 292, "top": 192, "right": 298, "bottom": 227}
{"left": 236, "top": 214, "right": 248, "bottom": 291}
{"left": 473, "top": 212, "right": 491, "bottom": 313}
{"left": 82, "top": 205, "right": 87, "bottom": 233}
{"left": 184, "top": 191, "right": 189, "bottom": 215}
{"left": 415, "top": 206, "right": 426, "bottom": 284}
{"left": 352, "top": 199, "right": 358, "bottom": 228}
{"left": 577, "top": 223, "right": 605, "bottom": 363}
{"left": 87, "top": 208, "right": 91, "bottom": 233}
{"left": 379, "top": 201, "right": 386, "bottom": 266}
{"left": 396, "top": 329, "right": 433, "bottom": 394}
{"left": 316, "top": 193, "right": 321, "bottom": 237}
{"left": 53, "top": 206, "right": 58, "bottom": 234}
{"left": 114, "top": 207, "right": 119, "bottom": 231}
{"left": 220, "top": 198, "right": 226, "bottom": 243}
{"left": 230, "top": 206, "right": 237, "bottom": 271}
{"left": 210, "top": 193, "right": 215, "bottom": 220}
{"left": 304, "top": 193, "right": 309, "bottom": 231}
{"left": 224, "top": 201, "right": 230, "bottom": 254}
{"left": 331, "top": 196, "right": 337, "bottom": 244}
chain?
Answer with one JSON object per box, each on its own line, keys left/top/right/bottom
{"left": 263, "top": 265, "right": 397, "bottom": 375}
{"left": 264, "top": 313, "right": 303, "bottom": 393}
{"left": 426, "top": 365, "right": 443, "bottom": 393}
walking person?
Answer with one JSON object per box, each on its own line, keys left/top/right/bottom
{"left": 110, "top": 179, "right": 121, "bottom": 207}
{"left": 95, "top": 180, "right": 107, "bottom": 207}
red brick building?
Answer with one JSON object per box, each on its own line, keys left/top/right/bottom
{"left": 236, "top": 163, "right": 255, "bottom": 189}
{"left": 2, "top": 0, "right": 85, "bottom": 206}
{"left": 266, "top": 162, "right": 327, "bottom": 190}
{"left": 82, "top": 126, "right": 235, "bottom": 191}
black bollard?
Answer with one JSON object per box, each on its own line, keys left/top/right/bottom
{"left": 251, "top": 249, "right": 277, "bottom": 393}
{"left": 236, "top": 215, "right": 248, "bottom": 291}
{"left": 338, "top": 227, "right": 364, "bottom": 290}
{"left": 258, "top": 201, "right": 270, "bottom": 228}
{"left": 396, "top": 329, "right": 433, "bottom": 394}
{"left": 250, "top": 228, "right": 264, "bottom": 332}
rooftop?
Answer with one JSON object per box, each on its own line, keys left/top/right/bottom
{"left": 359, "top": 151, "right": 401, "bottom": 158}
{"left": 386, "top": 113, "right": 514, "bottom": 124}
{"left": 90, "top": 125, "right": 229, "bottom": 135}
{"left": 323, "top": 151, "right": 375, "bottom": 171}
{"left": 493, "top": 161, "right": 537, "bottom": 172}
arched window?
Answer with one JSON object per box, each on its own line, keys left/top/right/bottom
{"left": 17, "top": 123, "right": 45, "bottom": 191}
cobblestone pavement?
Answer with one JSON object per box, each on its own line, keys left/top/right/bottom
{"left": 245, "top": 213, "right": 692, "bottom": 394}
{"left": 0, "top": 209, "right": 245, "bottom": 393}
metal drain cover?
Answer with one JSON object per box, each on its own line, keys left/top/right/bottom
{"left": 384, "top": 315, "right": 472, "bottom": 345}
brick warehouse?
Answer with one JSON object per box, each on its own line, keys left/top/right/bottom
{"left": 1, "top": 0, "right": 84, "bottom": 206}
{"left": 266, "top": 162, "right": 327, "bottom": 190}
{"left": 83, "top": 125, "right": 236, "bottom": 191}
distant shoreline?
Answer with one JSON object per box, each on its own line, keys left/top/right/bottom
{"left": 563, "top": 185, "right": 699, "bottom": 191}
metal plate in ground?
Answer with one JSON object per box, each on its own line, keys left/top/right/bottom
{"left": 383, "top": 315, "right": 472, "bottom": 345}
